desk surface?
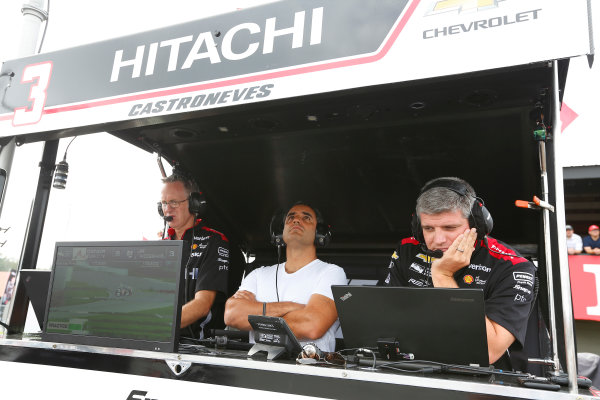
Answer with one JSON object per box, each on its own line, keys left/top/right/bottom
{"left": 0, "top": 335, "right": 595, "bottom": 400}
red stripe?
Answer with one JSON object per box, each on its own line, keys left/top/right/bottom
{"left": 201, "top": 226, "right": 229, "bottom": 242}
{"left": 0, "top": 1, "right": 420, "bottom": 121}
{"left": 486, "top": 237, "right": 527, "bottom": 266}
{"left": 401, "top": 237, "right": 420, "bottom": 245}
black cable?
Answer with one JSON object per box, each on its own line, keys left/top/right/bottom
{"left": 185, "top": 223, "right": 196, "bottom": 339}
{"left": 275, "top": 244, "right": 282, "bottom": 302}
{"left": 0, "top": 320, "right": 11, "bottom": 331}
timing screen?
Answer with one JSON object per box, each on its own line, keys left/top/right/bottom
{"left": 45, "top": 245, "right": 180, "bottom": 342}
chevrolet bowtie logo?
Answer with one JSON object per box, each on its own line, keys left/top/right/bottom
{"left": 428, "top": 0, "right": 506, "bottom": 15}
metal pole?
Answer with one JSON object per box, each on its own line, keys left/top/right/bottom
{"left": 0, "top": 138, "right": 16, "bottom": 215}
{"left": 1, "top": 0, "right": 50, "bottom": 335}
{"left": 18, "top": 0, "right": 48, "bottom": 57}
{"left": 538, "top": 140, "right": 562, "bottom": 376}
{"left": 550, "top": 60, "right": 578, "bottom": 393}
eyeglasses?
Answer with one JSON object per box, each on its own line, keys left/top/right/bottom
{"left": 159, "top": 199, "right": 188, "bottom": 209}
{"left": 296, "top": 344, "right": 347, "bottom": 368}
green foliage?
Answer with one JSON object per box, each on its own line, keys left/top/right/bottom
{"left": 0, "top": 256, "right": 18, "bottom": 272}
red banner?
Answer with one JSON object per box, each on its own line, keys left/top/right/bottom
{"left": 569, "top": 255, "right": 600, "bottom": 321}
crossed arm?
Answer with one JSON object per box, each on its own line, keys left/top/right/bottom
{"left": 584, "top": 246, "right": 600, "bottom": 255}
{"left": 430, "top": 228, "right": 516, "bottom": 364}
{"left": 224, "top": 291, "right": 338, "bottom": 341}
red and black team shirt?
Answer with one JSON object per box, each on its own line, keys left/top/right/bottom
{"left": 165, "top": 219, "right": 230, "bottom": 339}
{"left": 384, "top": 236, "right": 536, "bottom": 371}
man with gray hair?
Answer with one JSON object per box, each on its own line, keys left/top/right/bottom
{"left": 384, "top": 177, "right": 536, "bottom": 371}
{"left": 160, "top": 172, "right": 233, "bottom": 340}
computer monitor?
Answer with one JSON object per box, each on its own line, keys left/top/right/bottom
{"left": 19, "top": 269, "right": 51, "bottom": 329}
{"left": 332, "top": 286, "right": 489, "bottom": 366}
{"left": 42, "top": 241, "right": 184, "bottom": 352}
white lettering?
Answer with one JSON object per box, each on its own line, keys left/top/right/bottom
{"left": 583, "top": 264, "right": 600, "bottom": 316}
{"left": 222, "top": 23, "right": 261, "bottom": 61}
{"left": 310, "top": 7, "right": 324, "bottom": 45}
{"left": 160, "top": 35, "right": 194, "bottom": 71}
{"left": 110, "top": 45, "right": 145, "bottom": 82}
{"left": 263, "top": 10, "right": 305, "bottom": 54}
{"left": 408, "top": 278, "right": 425, "bottom": 287}
{"left": 182, "top": 32, "right": 221, "bottom": 68}
{"left": 469, "top": 264, "right": 491, "bottom": 273}
{"left": 145, "top": 42, "right": 159, "bottom": 76}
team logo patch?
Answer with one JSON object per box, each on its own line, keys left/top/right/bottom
{"left": 463, "top": 275, "right": 474, "bottom": 284}
{"left": 192, "top": 244, "right": 198, "bottom": 250}
{"left": 218, "top": 247, "right": 229, "bottom": 257}
{"left": 426, "top": 0, "right": 506, "bottom": 16}
{"left": 513, "top": 271, "right": 534, "bottom": 287}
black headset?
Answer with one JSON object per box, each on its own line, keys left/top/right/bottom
{"left": 157, "top": 191, "right": 207, "bottom": 217}
{"left": 410, "top": 178, "right": 493, "bottom": 242}
{"left": 270, "top": 203, "right": 332, "bottom": 248}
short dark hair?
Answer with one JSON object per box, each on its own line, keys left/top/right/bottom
{"left": 287, "top": 201, "right": 325, "bottom": 224}
{"left": 416, "top": 177, "right": 475, "bottom": 218}
{"left": 162, "top": 174, "right": 199, "bottom": 197}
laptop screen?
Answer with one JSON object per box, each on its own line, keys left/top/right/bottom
{"left": 332, "top": 285, "right": 489, "bottom": 366}
{"left": 42, "top": 241, "right": 183, "bottom": 352}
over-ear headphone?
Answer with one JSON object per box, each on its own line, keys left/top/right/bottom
{"left": 411, "top": 178, "right": 493, "bottom": 241}
{"left": 157, "top": 191, "right": 207, "bottom": 218}
{"left": 269, "top": 203, "right": 332, "bottom": 247}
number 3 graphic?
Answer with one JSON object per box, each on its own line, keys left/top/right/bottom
{"left": 12, "top": 61, "right": 53, "bottom": 126}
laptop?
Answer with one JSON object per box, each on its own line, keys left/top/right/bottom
{"left": 19, "top": 269, "right": 51, "bottom": 328}
{"left": 332, "top": 286, "right": 489, "bottom": 366}
{"left": 42, "top": 241, "right": 184, "bottom": 352}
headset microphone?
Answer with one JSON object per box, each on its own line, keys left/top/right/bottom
{"left": 164, "top": 216, "right": 174, "bottom": 222}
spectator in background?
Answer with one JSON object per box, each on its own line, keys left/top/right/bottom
{"left": 583, "top": 225, "right": 600, "bottom": 255}
{"left": 566, "top": 225, "right": 583, "bottom": 255}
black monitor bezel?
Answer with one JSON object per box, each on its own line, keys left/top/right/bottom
{"left": 41, "top": 240, "right": 184, "bottom": 353}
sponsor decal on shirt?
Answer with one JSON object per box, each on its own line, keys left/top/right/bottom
{"left": 388, "top": 261, "right": 394, "bottom": 269}
{"left": 416, "top": 253, "right": 439, "bottom": 261}
{"left": 217, "top": 258, "right": 229, "bottom": 263}
{"left": 194, "top": 236, "right": 210, "bottom": 241}
{"left": 513, "top": 271, "right": 534, "bottom": 287}
{"left": 513, "top": 284, "right": 531, "bottom": 294}
{"left": 469, "top": 264, "right": 491, "bottom": 273}
{"left": 463, "top": 275, "right": 474, "bottom": 284}
{"left": 384, "top": 273, "right": 391, "bottom": 285}
{"left": 474, "top": 276, "right": 487, "bottom": 285}
{"left": 218, "top": 265, "right": 228, "bottom": 271}
{"left": 514, "top": 293, "right": 528, "bottom": 303}
{"left": 408, "top": 278, "right": 425, "bottom": 287}
{"left": 190, "top": 252, "right": 203, "bottom": 257}
{"left": 218, "top": 247, "right": 229, "bottom": 257}
{"left": 392, "top": 251, "right": 399, "bottom": 260}
{"left": 409, "top": 262, "right": 431, "bottom": 277}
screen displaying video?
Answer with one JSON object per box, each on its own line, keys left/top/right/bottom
{"left": 45, "top": 244, "right": 181, "bottom": 343}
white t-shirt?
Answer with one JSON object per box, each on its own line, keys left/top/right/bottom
{"left": 566, "top": 233, "right": 583, "bottom": 251}
{"left": 239, "top": 259, "right": 347, "bottom": 352}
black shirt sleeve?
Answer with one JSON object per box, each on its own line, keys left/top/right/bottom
{"left": 384, "top": 245, "right": 408, "bottom": 286}
{"left": 194, "top": 233, "right": 229, "bottom": 296}
{"left": 484, "top": 259, "right": 536, "bottom": 347}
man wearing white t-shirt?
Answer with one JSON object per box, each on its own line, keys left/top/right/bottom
{"left": 566, "top": 225, "right": 583, "bottom": 255}
{"left": 224, "top": 203, "right": 347, "bottom": 352}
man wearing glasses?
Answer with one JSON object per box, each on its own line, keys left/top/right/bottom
{"left": 160, "top": 174, "right": 231, "bottom": 340}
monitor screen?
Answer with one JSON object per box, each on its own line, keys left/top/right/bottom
{"left": 42, "top": 241, "right": 183, "bottom": 352}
